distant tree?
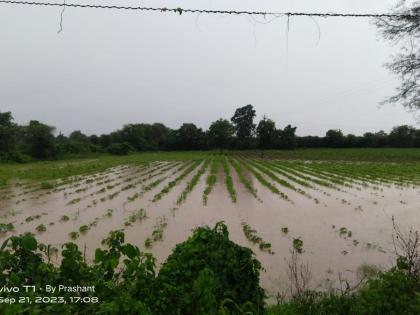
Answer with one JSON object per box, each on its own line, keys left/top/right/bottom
{"left": 325, "top": 129, "right": 345, "bottom": 148}
{"left": 296, "top": 136, "right": 323, "bottom": 148}
{"left": 376, "top": 2, "right": 420, "bottom": 110}
{"left": 389, "top": 125, "right": 416, "bottom": 147}
{"left": 207, "top": 119, "right": 234, "bottom": 153}
{"left": 89, "top": 134, "right": 100, "bottom": 145}
{"left": 98, "top": 134, "right": 112, "bottom": 149}
{"left": 113, "top": 124, "right": 147, "bottom": 151}
{"left": 150, "top": 123, "right": 170, "bottom": 150}
{"left": 0, "top": 112, "right": 18, "bottom": 159}
{"left": 231, "top": 104, "right": 256, "bottom": 149}
{"left": 176, "top": 123, "right": 206, "bottom": 150}
{"left": 346, "top": 134, "right": 360, "bottom": 148}
{"left": 278, "top": 124, "right": 297, "bottom": 149}
{"left": 256, "top": 117, "right": 276, "bottom": 156}
{"left": 22, "top": 120, "right": 56, "bottom": 159}
{"left": 362, "top": 131, "right": 388, "bottom": 147}
{"left": 107, "top": 142, "right": 132, "bottom": 155}
{"left": 415, "top": 129, "right": 420, "bottom": 147}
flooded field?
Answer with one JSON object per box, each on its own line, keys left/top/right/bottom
{"left": 1, "top": 155, "right": 420, "bottom": 300}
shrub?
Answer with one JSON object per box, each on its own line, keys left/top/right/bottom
{"left": 107, "top": 142, "right": 132, "bottom": 156}
{"left": 154, "top": 222, "right": 265, "bottom": 314}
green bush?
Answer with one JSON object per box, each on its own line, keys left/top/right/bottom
{"left": 0, "top": 222, "right": 264, "bottom": 315}
{"left": 154, "top": 222, "right": 265, "bottom": 314}
{"left": 107, "top": 142, "right": 132, "bottom": 155}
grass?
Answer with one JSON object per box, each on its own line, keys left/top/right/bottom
{"left": 2, "top": 150, "right": 419, "bottom": 189}
{"left": 246, "top": 148, "right": 420, "bottom": 162}
{"left": 0, "top": 151, "right": 211, "bottom": 188}
{"left": 222, "top": 157, "right": 237, "bottom": 203}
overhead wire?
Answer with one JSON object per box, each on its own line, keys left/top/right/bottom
{"left": 0, "top": 0, "right": 418, "bottom": 19}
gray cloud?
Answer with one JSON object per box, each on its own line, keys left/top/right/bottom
{"left": 0, "top": 0, "right": 417, "bottom": 136}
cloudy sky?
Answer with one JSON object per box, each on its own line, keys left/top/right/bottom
{"left": 0, "top": 0, "right": 418, "bottom": 136}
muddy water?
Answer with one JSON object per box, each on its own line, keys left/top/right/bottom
{"left": 1, "top": 161, "right": 420, "bottom": 302}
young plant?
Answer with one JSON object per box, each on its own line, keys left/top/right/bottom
{"left": 69, "top": 231, "right": 79, "bottom": 240}
{"left": 229, "top": 158, "right": 258, "bottom": 199}
{"left": 222, "top": 157, "right": 237, "bottom": 203}
{"left": 36, "top": 224, "right": 46, "bottom": 233}
{"left": 202, "top": 159, "right": 218, "bottom": 205}
{"left": 124, "top": 208, "right": 147, "bottom": 226}
{"left": 176, "top": 160, "right": 210, "bottom": 205}
{"left": 79, "top": 225, "right": 90, "bottom": 234}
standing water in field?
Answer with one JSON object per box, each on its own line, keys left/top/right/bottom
{"left": 1, "top": 157, "right": 420, "bottom": 300}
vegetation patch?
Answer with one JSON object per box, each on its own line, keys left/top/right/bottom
{"left": 202, "top": 158, "right": 219, "bottom": 205}
{"left": 176, "top": 160, "right": 210, "bottom": 205}
{"left": 152, "top": 160, "right": 201, "bottom": 202}
{"left": 35, "top": 224, "right": 46, "bottom": 233}
{"left": 229, "top": 158, "right": 259, "bottom": 199}
{"left": 68, "top": 231, "right": 79, "bottom": 240}
{"left": 242, "top": 222, "right": 273, "bottom": 254}
{"left": 241, "top": 159, "right": 289, "bottom": 201}
{"left": 124, "top": 208, "right": 147, "bottom": 226}
{"left": 79, "top": 225, "right": 90, "bottom": 234}
{"left": 222, "top": 157, "right": 237, "bottom": 203}
{"left": 66, "top": 197, "right": 81, "bottom": 205}
{"left": 0, "top": 223, "right": 14, "bottom": 233}
{"left": 293, "top": 238, "right": 304, "bottom": 254}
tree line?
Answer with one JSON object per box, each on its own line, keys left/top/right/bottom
{"left": 1, "top": 104, "right": 420, "bottom": 161}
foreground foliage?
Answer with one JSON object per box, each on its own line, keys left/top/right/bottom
{"left": 0, "top": 222, "right": 264, "bottom": 315}
{"left": 0, "top": 221, "right": 419, "bottom": 314}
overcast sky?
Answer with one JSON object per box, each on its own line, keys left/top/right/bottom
{"left": 0, "top": 0, "right": 418, "bottom": 136}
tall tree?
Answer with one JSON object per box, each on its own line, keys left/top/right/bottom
{"left": 231, "top": 105, "right": 256, "bottom": 149}
{"left": 256, "top": 117, "right": 276, "bottom": 156}
{"left": 23, "top": 120, "right": 56, "bottom": 159}
{"left": 279, "top": 125, "right": 297, "bottom": 149}
{"left": 208, "top": 119, "right": 234, "bottom": 153}
{"left": 0, "top": 112, "right": 18, "bottom": 159}
{"left": 389, "top": 125, "right": 416, "bottom": 147}
{"left": 325, "top": 129, "right": 345, "bottom": 148}
{"left": 176, "top": 123, "right": 206, "bottom": 150}
{"left": 376, "top": 2, "right": 420, "bottom": 110}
